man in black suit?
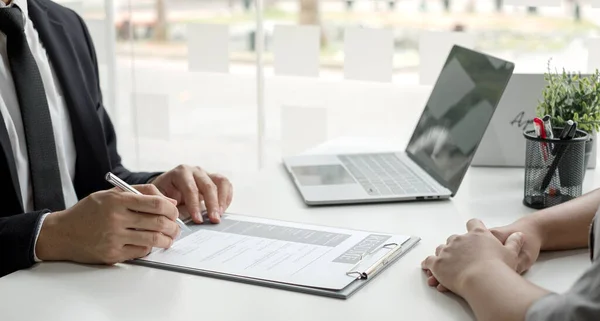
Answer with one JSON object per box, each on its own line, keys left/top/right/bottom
{"left": 0, "top": 0, "right": 233, "bottom": 277}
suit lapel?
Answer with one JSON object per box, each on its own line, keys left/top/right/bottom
{"left": 0, "top": 113, "right": 24, "bottom": 214}
{"left": 28, "top": 0, "right": 111, "bottom": 197}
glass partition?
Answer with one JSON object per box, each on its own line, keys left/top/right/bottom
{"left": 54, "top": 0, "right": 600, "bottom": 175}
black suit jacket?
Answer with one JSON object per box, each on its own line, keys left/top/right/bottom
{"left": 0, "top": 0, "right": 160, "bottom": 277}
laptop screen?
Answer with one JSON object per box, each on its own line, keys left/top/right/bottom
{"left": 406, "top": 46, "right": 515, "bottom": 196}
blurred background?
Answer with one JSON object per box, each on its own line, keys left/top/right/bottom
{"left": 53, "top": 0, "right": 600, "bottom": 181}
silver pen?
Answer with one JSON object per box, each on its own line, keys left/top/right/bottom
{"left": 105, "top": 172, "right": 191, "bottom": 231}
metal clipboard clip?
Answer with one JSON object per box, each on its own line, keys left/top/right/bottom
{"left": 345, "top": 242, "right": 403, "bottom": 280}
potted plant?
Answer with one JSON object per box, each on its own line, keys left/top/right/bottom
{"left": 537, "top": 64, "right": 600, "bottom": 169}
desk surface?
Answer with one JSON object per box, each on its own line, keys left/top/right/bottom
{"left": 0, "top": 138, "right": 594, "bottom": 321}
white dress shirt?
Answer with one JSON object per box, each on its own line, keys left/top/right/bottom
{"left": 0, "top": 0, "right": 78, "bottom": 260}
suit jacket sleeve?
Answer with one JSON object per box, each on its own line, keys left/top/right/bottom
{"left": 76, "top": 14, "right": 162, "bottom": 185}
{"left": 0, "top": 211, "right": 47, "bottom": 277}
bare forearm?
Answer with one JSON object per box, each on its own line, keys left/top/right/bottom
{"left": 524, "top": 188, "right": 599, "bottom": 251}
{"left": 462, "top": 262, "right": 550, "bottom": 321}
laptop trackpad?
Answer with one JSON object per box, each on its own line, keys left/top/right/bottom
{"left": 291, "top": 165, "right": 356, "bottom": 186}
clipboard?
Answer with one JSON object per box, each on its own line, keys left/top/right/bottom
{"left": 129, "top": 236, "right": 420, "bottom": 300}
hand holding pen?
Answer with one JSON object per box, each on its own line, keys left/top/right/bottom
{"left": 35, "top": 176, "right": 183, "bottom": 263}
{"left": 106, "top": 173, "right": 190, "bottom": 231}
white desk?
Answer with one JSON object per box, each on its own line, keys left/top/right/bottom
{"left": 0, "top": 138, "right": 594, "bottom": 321}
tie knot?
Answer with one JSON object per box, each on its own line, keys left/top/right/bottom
{"left": 0, "top": 6, "right": 25, "bottom": 37}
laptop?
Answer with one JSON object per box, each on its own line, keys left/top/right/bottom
{"left": 283, "top": 46, "right": 515, "bottom": 205}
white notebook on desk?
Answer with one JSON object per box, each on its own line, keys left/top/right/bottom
{"left": 131, "top": 214, "right": 420, "bottom": 299}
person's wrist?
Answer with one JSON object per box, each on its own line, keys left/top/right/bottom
{"left": 458, "top": 259, "right": 511, "bottom": 297}
{"left": 516, "top": 215, "right": 546, "bottom": 249}
{"left": 36, "top": 211, "right": 69, "bottom": 261}
{"left": 459, "top": 261, "right": 521, "bottom": 303}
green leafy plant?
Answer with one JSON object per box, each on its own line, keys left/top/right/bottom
{"left": 537, "top": 62, "right": 600, "bottom": 134}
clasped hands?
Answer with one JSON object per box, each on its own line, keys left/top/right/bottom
{"left": 421, "top": 218, "right": 543, "bottom": 297}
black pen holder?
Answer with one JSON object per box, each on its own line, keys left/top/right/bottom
{"left": 523, "top": 128, "right": 589, "bottom": 209}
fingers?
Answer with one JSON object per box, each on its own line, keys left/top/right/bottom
{"left": 437, "top": 284, "right": 449, "bottom": 292}
{"left": 176, "top": 205, "right": 192, "bottom": 222}
{"left": 446, "top": 234, "right": 458, "bottom": 244}
{"left": 125, "top": 211, "right": 180, "bottom": 239}
{"left": 435, "top": 244, "right": 445, "bottom": 256}
{"left": 421, "top": 255, "right": 436, "bottom": 270}
{"left": 427, "top": 276, "right": 439, "bottom": 287}
{"left": 431, "top": 234, "right": 457, "bottom": 258}
{"left": 120, "top": 245, "right": 152, "bottom": 261}
{"left": 119, "top": 194, "right": 178, "bottom": 221}
{"left": 122, "top": 230, "right": 174, "bottom": 249}
{"left": 132, "top": 184, "right": 177, "bottom": 206}
{"left": 466, "top": 218, "right": 487, "bottom": 232}
{"left": 427, "top": 271, "right": 448, "bottom": 292}
{"left": 130, "top": 184, "right": 162, "bottom": 196}
{"left": 516, "top": 252, "right": 532, "bottom": 274}
{"left": 210, "top": 173, "right": 233, "bottom": 214}
{"left": 423, "top": 257, "right": 449, "bottom": 292}
{"left": 153, "top": 165, "right": 232, "bottom": 225}
{"left": 490, "top": 228, "right": 508, "bottom": 242}
{"left": 172, "top": 169, "right": 204, "bottom": 224}
{"left": 504, "top": 232, "right": 524, "bottom": 255}
{"left": 516, "top": 260, "right": 525, "bottom": 275}
{"left": 192, "top": 168, "right": 220, "bottom": 224}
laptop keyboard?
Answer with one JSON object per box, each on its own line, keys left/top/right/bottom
{"left": 338, "top": 153, "right": 438, "bottom": 196}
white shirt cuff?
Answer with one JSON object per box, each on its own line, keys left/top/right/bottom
{"left": 33, "top": 213, "right": 50, "bottom": 262}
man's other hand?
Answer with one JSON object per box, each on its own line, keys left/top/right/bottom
{"left": 150, "top": 165, "right": 233, "bottom": 224}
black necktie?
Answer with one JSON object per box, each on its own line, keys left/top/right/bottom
{"left": 0, "top": 6, "right": 65, "bottom": 211}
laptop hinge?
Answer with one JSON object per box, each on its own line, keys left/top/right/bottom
{"left": 405, "top": 152, "right": 454, "bottom": 196}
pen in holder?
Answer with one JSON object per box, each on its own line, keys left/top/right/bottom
{"left": 523, "top": 128, "right": 588, "bottom": 209}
